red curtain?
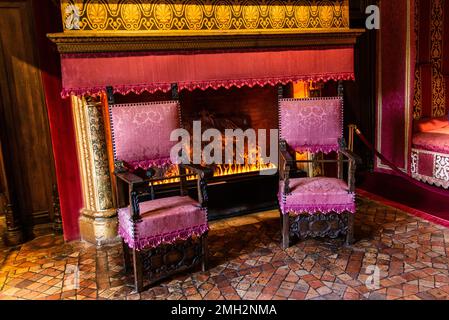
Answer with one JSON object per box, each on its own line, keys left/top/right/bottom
{"left": 60, "top": 48, "right": 354, "bottom": 97}
{"left": 33, "top": 0, "right": 83, "bottom": 241}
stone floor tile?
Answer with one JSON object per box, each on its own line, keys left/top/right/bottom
{"left": 1, "top": 197, "right": 449, "bottom": 300}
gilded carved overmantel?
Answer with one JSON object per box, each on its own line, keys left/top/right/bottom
{"left": 49, "top": 0, "right": 364, "bottom": 245}
{"left": 61, "top": 0, "right": 350, "bottom": 32}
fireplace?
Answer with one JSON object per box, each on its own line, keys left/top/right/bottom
{"left": 48, "top": 0, "right": 362, "bottom": 244}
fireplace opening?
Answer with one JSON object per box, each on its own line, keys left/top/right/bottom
{"left": 181, "top": 85, "right": 279, "bottom": 177}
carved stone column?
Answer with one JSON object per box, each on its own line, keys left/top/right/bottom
{"left": 71, "top": 96, "right": 118, "bottom": 245}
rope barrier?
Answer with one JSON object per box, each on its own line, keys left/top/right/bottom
{"left": 349, "top": 125, "right": 449, "bottom": 197}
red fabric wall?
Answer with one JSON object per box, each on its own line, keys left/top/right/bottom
{"left": 32, "top": 0, "right": 82, "bottom": 241}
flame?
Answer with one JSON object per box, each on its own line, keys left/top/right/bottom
{"left": 152, "top": 154, "right": 277, "bottom": 186}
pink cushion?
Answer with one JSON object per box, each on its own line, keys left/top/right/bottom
{"left": 279, "top": 177, "right": 355, "bottom": 215}
{"left": 279, "top": 97, "right": 343, "bottom": 153}
{"left": 110, "top": 101, "right": 180, "bottom": 164}
{"left": 118, "top": 196, "right": 208, "bottom": 250}
{"left": 412, "top": 126, "right": 449, "bottom": 153}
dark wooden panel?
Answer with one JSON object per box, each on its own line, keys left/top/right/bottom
{"left": 0, "top": 0, "right": 56, "bottom": 236}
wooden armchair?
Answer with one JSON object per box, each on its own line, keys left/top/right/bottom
{"left": 278, "top": 93, "right": 361, "bottom": 249}
{"left": 108, "top": 91, "right": 212, "bottom": 293}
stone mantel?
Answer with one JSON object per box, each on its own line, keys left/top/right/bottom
{"left": 48, "top": 29, "right": 364, "bottom": 53}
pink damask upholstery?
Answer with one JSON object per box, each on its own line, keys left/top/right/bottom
{"left": 279, "top": 97, "right": 343, "bottom": 153}
{"left": 118, "top": 196, "right": 208, "bottom": 250}
{"left": 279, "top": 177, "right": 355, "bottom": 215}
{"left": 109, "top": 101, "right": 180, "bottom": 166}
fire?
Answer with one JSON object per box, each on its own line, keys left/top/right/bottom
{"left": 152, "top": 142, "right": 277, "bottom": 185}
{"left": 213, "top": 162, "right": 277, "bottom": 177}
{"left": 152, "top": 159, "right": 277, "bottom": 186}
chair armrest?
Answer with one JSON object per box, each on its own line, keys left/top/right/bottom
{"left": 339, "top": 148, "right": 362, "bottom": 165}
{"left": 339, "top": 148, "right": 360, "bottom": 193}
{"left": 280, "top": 149, "right": 294, "bottom": 166}
{"left": 280, "top": 150, "right": 292, "bottom": 194}
{"left": 279, "top": 141, "right": 293, "bottom": 194}
{"left": 180, "top": 163, "right": 213, "bottom": 208}
{"left": 115, "top": 172, "right": 144, "bottom": 185}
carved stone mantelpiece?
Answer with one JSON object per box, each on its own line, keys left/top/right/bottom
{"left": 72, "top": 96, "right": 118, "bottom": 245}
{"left": 48, "top": 29, "right": 363, "bottom": 53}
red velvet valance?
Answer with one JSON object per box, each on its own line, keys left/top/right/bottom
{"left": 60, "top": 48, "right": 354, "bottom": 97}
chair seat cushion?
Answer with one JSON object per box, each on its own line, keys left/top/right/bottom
{"left": 279, "top": 177, "right": 355, "bottom": 215}
{"left": 118, "top": 196, "right": 208, "bottom": 250}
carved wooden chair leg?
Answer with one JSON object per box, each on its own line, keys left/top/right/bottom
{"left": 201, "top": 234, "right": 209, "bottom": 272}
{"left": 122, "top": 240, "right": 131, "bottom": 273}
{"left": 132, "top": 249, "right": 144, "bottom": 293}
{"left": 346, "top": 213, "right": 355, "bottom": 245}
{"left": 281, "top": 212, "right": 290, "bottom": 250}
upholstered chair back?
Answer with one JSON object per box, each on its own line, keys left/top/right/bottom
{"left": 279, "top": 97, "right": 343, "bottom": 154}
{"left": 109, "top": 101, "right": 181, "bottom": 170}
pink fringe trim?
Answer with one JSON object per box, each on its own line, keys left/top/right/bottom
{"left": 119, "top": 223, "right": 209, "bottom": 251}
{"left": 61, "top": 73, "right": 355, "bottom": 98}
{"left": 280, "top": 203, "right": 356, "bottom": 215}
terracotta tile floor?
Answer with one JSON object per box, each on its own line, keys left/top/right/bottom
{"left": 1, "top": 196, "right": 449, "bottom": 300}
